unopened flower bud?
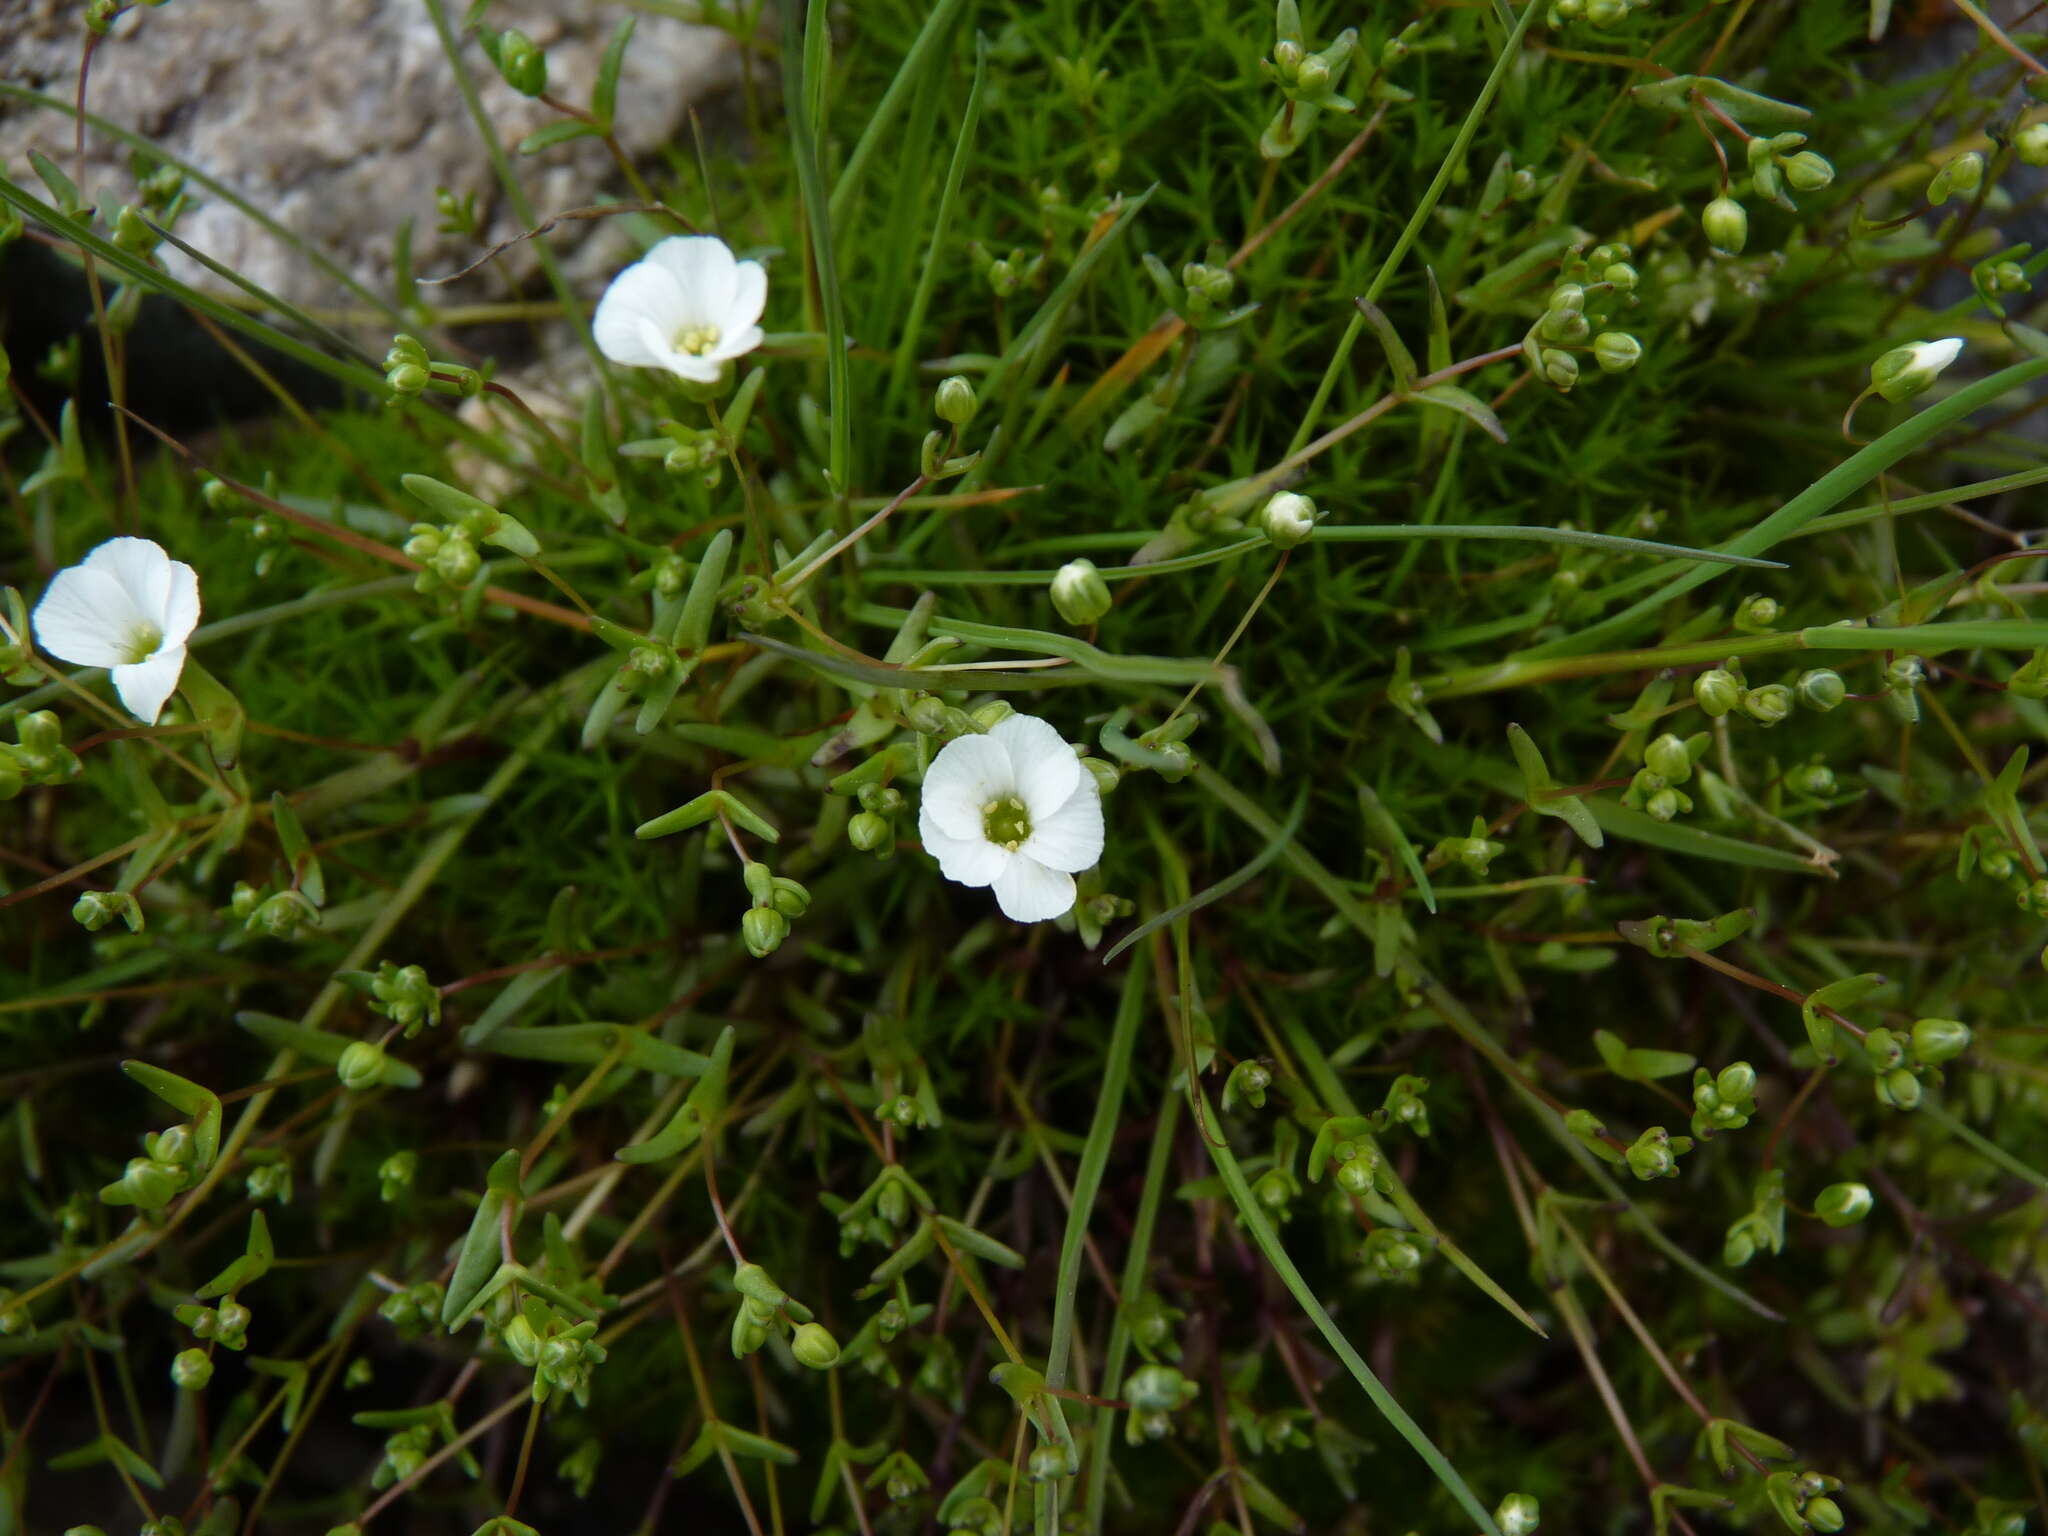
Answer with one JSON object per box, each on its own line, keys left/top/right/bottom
{"left": 1872, "top": 338, "right": 1963, "bottom": 403}
{"left": 1540, "top": 306, "right": 1591, "bottom": 344}
{"left": 1927, "top": 150, "right": 1983, "bottom": 205}
{"left": 1258, "top": 491, "right": 1317, "bottom": 549}
{"left": 337, "top": 1041, "right": 387, "bottom": 1092}
{"left": 2019, "top": 122, "right": 2048, "bottom": 167}
{"left": 791, "top": 1321, "right": 841, "bottom": 1368}
{"left": 1786, "top": 762, "right": 1835, "bottom": 797}
{"left": 1549, "top": 283, "right": 1586, "bottom": 313}
{"left": 1693, "top": 668, "right": 1740, "bottom": 716}
{"left": 1877, "top": 1066, "right": 1923, "bottom": 1110}
{"left": 1863, "top": 1026, "right": 1903, "bottom": 1071}
{"left": 1909, "top": 1017, "right": 1971, "bottom": 1065}
{"left": 1602, "top": 260, "right": 1638, "bottom": 292}
{"left": 1782, "top": 151, "right": 1834, "bottom": 192}
{"left": 848, "top": 810, "right": 893, "bottom": 853}
{"left": 493, "top": 28, "right": 547, "bottom": 97}
{"left": 1592, "top": 331, "right": 1641, "bottom": 373}
{"left": 171, "top": 1348, "right": 213, "bottom": 1390}
{"left": 1805, "top": 1497, "right": 1845, "bottom": 1533}
{"left": 1702, "top": 195, "right": 1747, "bottom": 255}
{"left": 1645, "top": 733, "right": 1692, "bottom": 781}
{"left": 934, "top": 375, "right": 977, "bottom": 426}
{"left": 1796, "top": 668, "right": 1845, "bottom": 711}
{"left": 1741, "top": 684, "right": 1793, "bottom": 725}
{"left": 1541, "top": 348, "right": 1580, "bottom": 389}
{"left": 742, "top": 906, "right": 788, "bottom": 958}
{"left": 1735, "top": 593, "right": 1780, "bottom": 631}
{"left": 1815, "top": 1182, "right": 1873, "bottom": 1227}
{"left": 1050, "top": 558, "right": 1112, "bottom": 625}
{"left": 1496, "top": 1492, "right": 1542, "bottom": 1536}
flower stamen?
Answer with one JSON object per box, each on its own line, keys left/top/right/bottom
{"left": 674, "top": 322, "right": 723, "bottom": 356}
{"left": 982, "top": 794, "right": 1032, "bottom": 852}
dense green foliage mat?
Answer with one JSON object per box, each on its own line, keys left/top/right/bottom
{"left": 4, "top": 1, "right": 2048, "bottom": 1533}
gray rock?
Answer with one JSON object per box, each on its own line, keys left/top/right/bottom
{"left": 0, "top": 0, "right": 739, "bottom": 314}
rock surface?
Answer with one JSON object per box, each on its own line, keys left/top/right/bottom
{"left": 0, "top": 0, "right": 740, "bottom": 313}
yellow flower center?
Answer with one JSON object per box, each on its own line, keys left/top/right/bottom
{"left": 982, "top": 795, "right": 1031, "bottom": 852}
{"left": 121, "top": 623, "right": 163, "bottom": 665}
{"left": 674, "top": 322, "right": 723, "bottom": 356}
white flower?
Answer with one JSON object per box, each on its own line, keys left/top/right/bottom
{"left": 592, "top": 235, "right": 767, "bottom": 384}
{"left": 1258, "top": 491, "right": 1317, "bottom": 549}
{"left": 1870, "top": 338, "right": 1963, "bottom": 404}
{"left": 918, "top": 713, "right": 1104, "bottom": 923}
{"left": 32, "top": 537, "right": 200, "bottom": 724}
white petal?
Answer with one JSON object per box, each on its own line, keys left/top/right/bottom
{"left": 644, "top": 236, "right": 739, "bottom": 322}
{"left": 630, "top": 318, "right": 721, "bottom": 383}
{"left": 1020, "top": 776, "right": 1103, "bottom": 874}
{"left": 1917, "top": 338, "right": 1963, "bottom": 370}
{"left": 921, "top": 825, "right": 1011, "bottom": 887}
{"left": 32, "top": 566, "right": 151, "bottom": 667}
{"left": 707, "top": 323, "right": 764, "bottom": 364}
{"left": 112, "top": 644, "right": 187, "bottom": 724}
{"left": 992, "top": 857, "right": 1077, "bottom": 923}
{"left": 593, "top": 260, "right": 686, "bottom": 366}
{"left": 919, "top": 733, "right": 1017, "bottom": 840}
{"left": 988, "top": 713, "right": 1080, "bottom": 823}
{"left": 727, "top": 260, "right": 768, "bottom": 331}
{"left": 159, "top": 555, "right": 201, "bottom": 644}
{"left": 83, "top": 537, "right": 175, "bottom": 614}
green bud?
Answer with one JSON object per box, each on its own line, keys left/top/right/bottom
{"left": 1909, "top": 1017, "right": 1971, "bottom": 1066}
{"left": 1081, "top": 756, "right": 1121, "bottom": 797}
{"left": 934, "top": 375, "right": 977, "bottom": 426}
{"left": 1735, "top": 593, "right": 1781, "bottom": 631}
{"left": 171, "top": 1348, "right": 214, "bottom": 1390}
{"left": 1863, "top": 1027, "right": 1904, "bottom": 1071}
{"left": 1927, "top": 150, "right": 1984, "bottom": 205}
{"left": 1028, "top": 1443, "right": 1074, "bottom": 1482}
{"left": 1782, "top": 150, "right": 1834, "bottom": 192}
{"left": 791, "top": 1321, "right": 840, "bottom": 1368}
{"left": 1702, "top": 195, "right": 1747, "bottom": 255}
{"left": 1258, "top": 491, "right": 1317, "bottom": 549}
{"left": 431, "top": 534, "right": 480, "bottom": 589}
{"left": 1049, "top": 558, "right": 1113, "bottom": 625}
{"left": 1722, "top": 1227, "right": 1757, "bottom": 1267}
{"left": 1541, "top": 348, "right": 1580, "bottom": 389}
{"left": 1741, "top": 684, "right": 1793, "bottom": 725}
{"left": 1786, "top": 762, "right": 1835, "bottom": 797}
{"left": 72, "top": 889, "right": 142, "bottom": 933}
{"left": 1624, "top": 1126, "right": 1689, "bottom": 1181}
{"left": 2018, "top": 122, "right": 2048, "bottom": 167}
{"left": 1645, "top": 787, "right": 1688, "bottom": 822}
{"left": 1126, "top": 1363, "right": 1195, "bottom": 1412}
{"left": 1496, "top": 1492, "right": 1542, "bottom": 1536}
{"left": 1796, "top": 668, "right": 1845, "bottom": 710}
{"left": 848, "top": 810, "right": 893, "bottom": 853}
{"left": 336, "top": 1041, "right": 388, "bottom": 1091}
{"left": 379, "top": 1150, "right": 418, "bottom": 1201}
{"left": 1585, "top": 0, "right": 1628, "bottom": 23}
{"left": 1335, "top": 1146, "right": 1380, "bottom": 1194}
{"left": 742, "top": 906, "right": 788, "bottom": 958}
{"left": 1591, "top": 331, "right": 1642, "bottom": 373}
{"left": 1805, "top": 1497, "right": 1845, "bottom": 1533}
{"left": 493, "top": 28, "right": 548, "bottom": 97}
{"left": 1550, "top": 283, "right": 1586, "bottom": 313}
{"left": 1877, "top": 1067, "right": 1923, "bottom": 1111}
{"left": 1540, "top": 306, "right": 1591, "bottom": 344}
{"left": 1717, "top": 1062, "right": 1757, "bottom": 1102}
{"left": 1871, "top": 338, "right": 1963, "bottom": 403}
{"left": 386, "top": 362, "right": 430, "bottom": 396}
{"left": 1645, "top": 733, "right": 1692, "bottom": 781}
{"left": 1815, "top": 1182, "right": 1873, "bottom": 1227}
{"left": 1603, "top": 260, "right": 1638, "bottom": 291}
{"left": 1253, "top": 1167, "right": 1293, "bottom": 1211}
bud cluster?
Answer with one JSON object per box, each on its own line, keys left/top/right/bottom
{"left": 740, "top": 860, "right": 811, "bottom": 959}
{"left": 1526, "top": 246, "right": 1644, "bottom": 393}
